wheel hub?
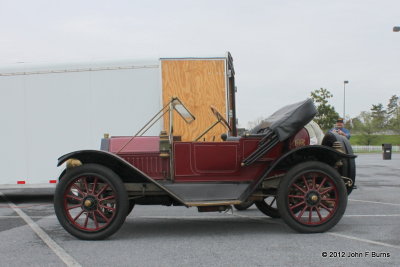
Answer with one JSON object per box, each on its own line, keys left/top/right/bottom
{"left": 305, "top": 191, "right": 320, "bottom": 206}
{"left": 82, "top": 196, "right": 98, "bottom": 211}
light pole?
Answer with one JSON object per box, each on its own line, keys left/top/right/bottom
{"left": 393, "top": 26, "right": 400, "bottom": 32}
{"left": 343, "top": 80, "right": 349, "bottom": 120}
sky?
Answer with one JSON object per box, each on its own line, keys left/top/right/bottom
{"left": 1, "top": 0, "right": 399, "bottom": 127}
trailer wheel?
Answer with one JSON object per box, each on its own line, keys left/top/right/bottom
{"left": 54, "top": 164, "right": 128, "bottom": 240}
{"left": 277, "top": 161, "right": 347, "bottom": 233}
{"left": 255, "top": 196, "right": 280, "bottom": 218}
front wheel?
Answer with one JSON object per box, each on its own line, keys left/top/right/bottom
{"left": 277, "top": 161, "right": 347, "bottom": 233}
{"left": 54, "top": 164, "right": 128, "bottom": 240}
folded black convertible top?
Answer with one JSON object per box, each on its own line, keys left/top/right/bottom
{"left": 250, "top": 98, "right": 317, "bottom": 141}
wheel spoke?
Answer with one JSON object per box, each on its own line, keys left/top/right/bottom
{"left": 288, "top": 195, "right": 305, "bottom": 199}
{"left": 67, "top": 204, "right": 81, "bottom": 210}
{"left": 320, "top": 187, "right": 334, "bottom": 195}
{"left": 318, "top": 177, "right": 327, "bottom": 190}
{"left": 73, "top": 210, "right": 84, "bottom": 221}
{"left": 302, "top": 175, "right": 310, "bottom": 191}
{"left": 81, "top": 178, "right": 89, "bottom": 194}
{"left": 321, "top": 198, "right": 337, "bottom": 202}
{"left": 100, "top": 195, "right": 115, "bottom": 201}
{"left": 320, "top": 202, "right": 333, "bottom": 214}
{"left": 293, "top": 183, "right": 306, "bottom": 194}
{"left": 315, "top": 207, "right": 323, "bottom": 221}
{"left": 84, "top": 212, "right": 89, "bottom": 228}
{"left": 96, "top": 209, "right": 110, "bottom": 223}
{"left": 96, "top": 184, "right": 109, "bottom": 197}
{"left": 71, "top": 184, "right": 85, "bottom": 197}
{"left": 92, "top": 212, "right": 99, "bottom": 229}
{"left": 92, "top": 177, "right": 98, "bottom": 194}
{"left": 312, "top": 175, "right": 316, "bottom": 189}
{"left": 66, "top": 194, "right": 83, "bottom": 202}
{"left": 99, "top": 204, "right": 116, "bottom": 212}
{"left": 308, "top": 207, "right": 313, "bottom": 223}
{"left": 290, "top": 201, "right": 306, "bottom": 210}
{"left": 297, "top": 206, "right": 308, "bottom": 219}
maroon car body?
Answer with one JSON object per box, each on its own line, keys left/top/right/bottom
{"left": 54, "top": 98, "right": 356, "bottom": 240}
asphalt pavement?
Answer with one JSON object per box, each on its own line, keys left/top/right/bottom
{"left": 0, "top": 153, "right": 399, "bottom": 267}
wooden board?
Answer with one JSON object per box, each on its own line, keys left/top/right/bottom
{"left": 161, "top": 60, "right": 227, "bottom": 141}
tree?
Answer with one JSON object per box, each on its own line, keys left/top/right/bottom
{"left": 247, "top": 116, "right": 265, "bottom": 130}
{"left": 387, "top": 95, "right": 400, "bottom": 134}
{"left": 310, "top": 88, "right": 339, "bottom": 131}
{"left": 370, "top": 103, "right": 387, "bottom": 130}
{"left": 356, "top": 111, "right": 378, "bottom": 145}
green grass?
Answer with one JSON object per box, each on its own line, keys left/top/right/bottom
{"left": 350, "top": 135, "right": 400, "bottom": 146}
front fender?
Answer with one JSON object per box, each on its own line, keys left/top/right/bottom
{"left": 57, "top": 150, "right": 185, "bottom": 205}
{"left": 240, "top": 145, "right": 356, "bottom": 200}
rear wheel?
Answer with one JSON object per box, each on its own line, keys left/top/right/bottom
{"left": 277, "top": 161, "right": 347, "bottom": 233}
{"left": 54, "top": 164, "right": 128, "bottom": 240}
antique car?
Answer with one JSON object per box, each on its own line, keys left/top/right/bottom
{"left": 54, "top": 98, "right": 356, "bottom": 240}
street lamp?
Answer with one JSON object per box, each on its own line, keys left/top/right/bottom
{"left": 393, "top": 26, "right": 400, "bottom": 32}
{"left": 343, "top": 80, "right": 349, "bottom": 120}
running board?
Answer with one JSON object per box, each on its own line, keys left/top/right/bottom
{"left": 185, "top": 200, "right": 242, "bottom": 207}
{"left": 160, "top": 182, "right": 250, "bottom": 203}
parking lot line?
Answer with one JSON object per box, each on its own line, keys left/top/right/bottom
{"left": 231, "top": 213, "right": 400, "bottom": 250}
{"left": 344, "top": 214, "right": 400, "bottom": 217}
{"left": 328, "top": 232, "right": 400, "bottom": 250}
{"left": 349, "top": 199, "right": 400, "bottom": 206}
{"left": 0, "top": 215, "right": 57, "bottom": 219}
{"left": 0, "top": 192, "right": 81, "bottom": 267}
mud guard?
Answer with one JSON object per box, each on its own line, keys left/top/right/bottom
{"left": 239, "top": 145, "right": 357, "bottom": 201}
{"left": 57, "top": 150, "right": 186, "bottom": 205}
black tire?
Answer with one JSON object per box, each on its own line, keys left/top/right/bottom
{"left": 234, "top": 200, "right": 254, "bottom": 211}
{"left": 255, "top": 196, "right": 280, "bottom": 218}
{"left": 54, "top": 164, "right": 128, "bottom": 240}
{"left": 277, "top": 161, "right": 347, "bottom": 233}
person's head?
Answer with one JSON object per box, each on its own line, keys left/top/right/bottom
{"left": 336, "top": 118, "right": 344, "bottom": 128}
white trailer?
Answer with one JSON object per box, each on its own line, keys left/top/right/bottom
{"left": 0, "top": 59, "right": 163, "bottom": 188}
{"left": 0, "top": 54, "right": 237, "bottom": 188}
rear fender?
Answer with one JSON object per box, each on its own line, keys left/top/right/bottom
{"left": 240, "top": 145, "right": 356, "bottom": 200}
{"left": 57, "top": 150, "right": 185, "bottom": 205}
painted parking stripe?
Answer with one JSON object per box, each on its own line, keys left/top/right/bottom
{"left": 328, "top": 233, "right": 400, "bottom": 250}
{"left": 0, "top": 192, "right": 81, "bottom": 267}
{"left": 344, "top": 214, "right": 400, "bottom": 217}
{"left": 0, "top": 215, "right": 57, "bottom": 219}
{"left": 349, "top": 199, "right": 400, "bottom": 206}
{"left": 230, "top": 213, "right": 400, "bottom": 250}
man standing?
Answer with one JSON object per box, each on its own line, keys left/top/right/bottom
{"left": 330, "top": 118, "right": 351, "bottom": 139}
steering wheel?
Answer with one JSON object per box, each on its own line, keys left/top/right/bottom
{"left": 210, "top": 106, "right": 232, "bottom": 131}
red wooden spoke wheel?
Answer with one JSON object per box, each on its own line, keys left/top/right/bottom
{"left": 54, "top": 164, "right": 128, "bottom": 240}
{"left": 277, "top": 162, "right": 347, "bottom": 233}
{"left": 64, "top": 176, "right": 116, "bottom": 231}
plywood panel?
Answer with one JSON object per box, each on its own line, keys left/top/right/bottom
{"left": 162, "top": 60, "right": 227, "bottom": 141}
